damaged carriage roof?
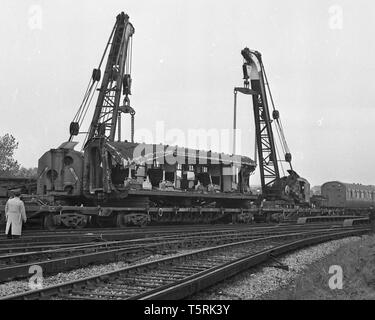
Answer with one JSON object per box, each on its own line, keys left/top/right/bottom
{"left": 105, "top": 141, "right": 256, "bottom": 168}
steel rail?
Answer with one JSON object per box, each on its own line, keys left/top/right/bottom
{"left": 0, "top": 226, "right": 340, "bottom": 282}
{"left": 0, "top": 222, "right": 342, "bottom": 254}
{"left": 0, "top": 221, "right": 349, "bottom": 248}
{"left": 138, "top": 228, "right": 368, "bottom": 300}
{"left": 1, "top": 219, "right": 352, "bottom": 240}
{"left": 0, "top": 224, "right": 276, "bottom": 246}
{"left": 0, "top": 227, "right": 368, "bottom": 300}
{"left": 0, "top": 222, "right": 341, "bottom": 253}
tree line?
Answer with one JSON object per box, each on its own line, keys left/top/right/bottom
{"left": 0, "top": 134, "right": 37, "bottom": 178}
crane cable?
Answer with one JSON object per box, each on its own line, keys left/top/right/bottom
{"left": 129, "top": 36, "right": 133, "bottom": 75}
{"left": 124, "top": 35, "right": 135, "bottom": 142}
{"left": 260, "top": 61, "right": 292, "bottom": 169}
{"left": 274, "top": 137, "right": 286, "bottom": 177}
{"left": 72, "top": 78, "right": 95, "bottom": 125}
{"left": 262, "top": 62, "right": 289, "bottom": 154}
{"left": 69, "top": 21, "right": 117, "bottom": 141}
{"left": 81, "top": 81, "right": 100, "bottom": 148}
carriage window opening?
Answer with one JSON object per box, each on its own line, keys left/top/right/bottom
{"left": 165, "top": 172, "right": 175, "bottom": 183}
{"left": 211, "top": 176, "right": 220, "bottom": 185}
{"left": 153, "top": 160, "right": 160, "bottom": 168}
{"left": 176, "top": 170, "right": 182, "bottom": 178}
{"left": 187, "top": 171, "right": 195, "bottom": 180}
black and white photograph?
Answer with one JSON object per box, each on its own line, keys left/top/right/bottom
{"left": 0, "top": 0, "right": 374, "bottom": 307}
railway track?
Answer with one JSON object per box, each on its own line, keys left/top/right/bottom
{"left": 0, "top": 224, "right": 301, "bottom": 253}
{"left": 0, "top": 224, "right": 271, "bottom": 246}
{"left": 0, "top": 221, "right": 347, "bottom": 248}
{"left": 0, "top": 227, "right": 367, "bottom": 300}
{"left": 0, "top": 224, "right": 343, "bottom": 282}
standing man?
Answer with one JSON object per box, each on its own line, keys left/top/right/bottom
{"left": 5, "top": 191, "right": 27, "bottom": 239}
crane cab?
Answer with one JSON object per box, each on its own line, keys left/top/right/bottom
{"left": 37, "top": 142, "right": 84, "bottom": 197}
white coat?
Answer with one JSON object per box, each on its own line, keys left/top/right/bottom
{"left": 5, "top": 197, "right": 27, "bottom": 236}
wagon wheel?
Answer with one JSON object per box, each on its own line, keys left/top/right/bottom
{"left": 43, "top": 214, "right": 57, "bottom": 231}
{"left": 94, "top": 217, "right": 108, "bottom": 228}
{"left": 73, "top": 215, "right": 88, "bottom": 229}
{"left": 115, "top": 213, "right": 127, "bottom": 228}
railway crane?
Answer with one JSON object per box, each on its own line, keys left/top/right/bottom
{"left": 234, "top": 48, "right": 310, "bottom": 206}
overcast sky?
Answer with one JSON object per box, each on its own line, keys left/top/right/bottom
{"left": 1, "top": 0, "right": 374, "bottom": 186}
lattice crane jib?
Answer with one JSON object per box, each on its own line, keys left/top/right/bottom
{"left": 90, "top": 13, "right": 135, "bottom": 143}
{"left": 69, "top": 12, "right": 135, "bottom": 147}
{"left": 241, "top": 49, "right": 280, "bottom": 194}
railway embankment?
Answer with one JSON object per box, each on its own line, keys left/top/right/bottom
{"left": 262, "top": 234, "right": 375, "bottom": 299}
{"left": 194, "top": 235, "right": 371, "bottom": 299}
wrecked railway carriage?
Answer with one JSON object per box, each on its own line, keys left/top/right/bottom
{"left": 35, "top": 141, "right": 257, "bottom": 228}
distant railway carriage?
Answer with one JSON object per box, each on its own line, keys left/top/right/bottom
{"left": 321, "top": 181, "right": 375, "bottom": 209}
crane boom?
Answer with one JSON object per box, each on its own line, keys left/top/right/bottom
{"left": 87, "top": 12, "right": 135, "bottom": 144}
{"left": 241, "top": 48, "right": 280, "bottom": 197}
{"left": 238, "top": 48, "right": 310, "bottom": 205}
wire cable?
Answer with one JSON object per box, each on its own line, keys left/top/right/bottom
{"left": 261, "top": 61, "right": 292, "bottom": 165}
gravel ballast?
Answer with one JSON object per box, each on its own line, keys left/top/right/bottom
{"left": 0, "top": 249, "right": 198, "bottom": 298}
{"left": 193, "top": 236, "right": 363, "bottom": 300}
